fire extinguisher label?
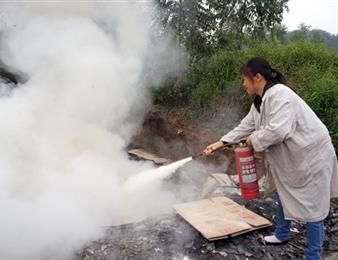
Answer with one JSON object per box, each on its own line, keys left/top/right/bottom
{"left": 242, "top": 173, "right": 257, "bottom": 183}
{"left": 240, "top": 164, "right": 257, "bottom": 183}
{"left": 239, "top": 156, "right": 254, "bottom": 163}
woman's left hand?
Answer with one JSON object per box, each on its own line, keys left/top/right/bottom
{"left": 246, "top": 135, "right": 252, "bottom": 146}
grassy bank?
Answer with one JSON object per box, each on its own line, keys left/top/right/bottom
{"left": 153, "top": 42, "right": 338, "bottom": 150}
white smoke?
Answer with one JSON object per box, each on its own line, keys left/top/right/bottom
{"left": 0, "top": 2, "right": 188, "bottom": 259}
{"left": 124, "top": 157, "right": 193, "bottom": 192}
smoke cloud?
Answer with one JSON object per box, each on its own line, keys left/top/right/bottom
{"left": 0, "top": 2, "right": 188, "bottom": 259}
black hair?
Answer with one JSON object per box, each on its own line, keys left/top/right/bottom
{"left": 240, "top": 57, "right": 292, "bottom": 112}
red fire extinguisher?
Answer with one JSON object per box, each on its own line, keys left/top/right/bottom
{"left": 234, "top": 146, "right": 259, "bottom": 199}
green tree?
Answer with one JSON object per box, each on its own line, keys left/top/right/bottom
{"left": 153, "top": 0, "right": 289, "bottom": 101}
{"left": 309, "top": 29, "right": 337, "bottom": 50}
{"left": 268, "top": 24, "right": 288, "bottom": 44}
{"left": 154, "top": 0, "right": 212, "bottom": 56}
{"left": 288, "top": 23, "right": 311, "bottom": 42}
{"left": 310, "top": 29, "right": 324, "bottom": 45}
{"left": 208, "top": 0, "right": 288, "bottom": 44}
{"left": 155, "top": 0, "right": 289, "bottom": 54}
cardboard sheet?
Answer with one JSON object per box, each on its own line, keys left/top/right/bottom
{"left": 174, "top": 196, "right": 272, "bottom": 241}
{"left": 128, "top": 148, "right": 172, "bottom": 165}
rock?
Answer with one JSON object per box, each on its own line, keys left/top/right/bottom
{"left": 206, "top": 242, "right": 215, "bottom": 251}
{"left": 200, "top": 242, "right": 215, "bottom": 253}
{"left": 290, "top": 227, "right": 300, "bottom": 233}
{"left": 85, "top": 248, "right": 94, "bottom": 255}
{"left": 218, "top": 251, "right": 228, "bottom": 257}
{"left": 154, "top": 247, "right": 163, "bottom": 253}
{"left": 184, "top": 241, "right": 194, "bottom": 249}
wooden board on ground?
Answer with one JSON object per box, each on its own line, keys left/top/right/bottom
{"left": 128, "top": 148, "right": 172, "bottom": 165}
{"left": 174, "top": 196, "right": 272, "bottom": 241}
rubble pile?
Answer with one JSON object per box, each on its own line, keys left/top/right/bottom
{"left": 75, "top": 195, "right": 338, "bottom": 259}
{"left": 325, "top": 199, "right": 338, "bottom": 255}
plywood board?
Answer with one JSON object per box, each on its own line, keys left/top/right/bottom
{"left": 211, "top": 197, "right": 270, "bottom": 227}
{"left": 174, "top": 196, "right": 272, "bottom": 241}
{"left": 128, "top": 148, "right": 172, "bottom": 165}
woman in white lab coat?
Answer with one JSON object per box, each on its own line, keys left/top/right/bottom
{"left": 203, "top": 57, "right": 338, "bottom": 260}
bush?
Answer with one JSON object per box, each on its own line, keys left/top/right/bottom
{"left": 301, "top": 75, "right": 338, "bottom": 149}
{"left": 186, "top": 42, "right": 338, "bottom": 107}
{"left": 301, "top": 75, "right": 338, "bottom": 129}
{"left": 246, "top": 42, "right": 338, "bottom": 89}
{"left": 188, "top": 51, "right": 245, "bottom": 107}
{"left": 152, "top": 82, "right": 190, "bottom": 106}
{"left": 153, "top": 42, "right": 338, "bottom": 149}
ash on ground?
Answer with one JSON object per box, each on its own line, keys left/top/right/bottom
{"left": 75, "top": 188, "right": 338, "bottom": 260}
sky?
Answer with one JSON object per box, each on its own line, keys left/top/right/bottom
{"left": 283, "top": 0, "right": 338, "bottom": 34}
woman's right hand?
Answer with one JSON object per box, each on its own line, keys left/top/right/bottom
{"left": 202, "top": 140, "right": 224, "bottom": 156}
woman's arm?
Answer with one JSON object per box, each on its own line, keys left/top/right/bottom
{"left": 220, "top": 104, "right": 256, "bottom": 143}
{"left": 250, "top": 97, "right": 295, "bottom": 152}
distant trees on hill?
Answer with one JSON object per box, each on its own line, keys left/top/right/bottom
{"left": 269, "top": 23, "right": 338, "bottom": 51}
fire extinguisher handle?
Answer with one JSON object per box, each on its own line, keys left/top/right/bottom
{"left": 222, "top": 139, "right": 247, "bottom": 147}
{"left": 193, "top": 139, "right": 248, "bottom": 160}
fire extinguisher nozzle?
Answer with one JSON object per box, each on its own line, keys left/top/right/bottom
{"left": 192, "top": 152, "right": 204, "bottom": 160}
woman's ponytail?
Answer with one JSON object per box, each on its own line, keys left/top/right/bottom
{"left": 270, "top": 68, "right": 289, "bottom": 87}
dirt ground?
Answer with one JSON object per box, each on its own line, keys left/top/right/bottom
{"left": 76, "top": 108, "right": 338, "bottom": 260}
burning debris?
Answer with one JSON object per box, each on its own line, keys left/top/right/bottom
{"left": 75, "top": 146, "right": 338, "bottom": 259}
{"left": 75, "top": 121, "right": 338, "bottom": 260}
{"left": 327, "top": 205, "right": 338, "bottom": 233}
{"left": 76, "top": 193, "right": 338, "bottom": 259}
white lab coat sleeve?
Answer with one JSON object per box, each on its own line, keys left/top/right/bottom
{"left": 221, "top": 104, "right": 255, "bottom": 143}
{"left": 251, "top": 97, "right": 295, "bottom": 152}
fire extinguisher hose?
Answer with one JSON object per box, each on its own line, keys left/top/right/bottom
{"left": 192, "top": 139, "right": 246, "bottom": 159}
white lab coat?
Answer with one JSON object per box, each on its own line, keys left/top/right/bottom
{"left": 221, "top": 84, "right": 338, "bottom": 222}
